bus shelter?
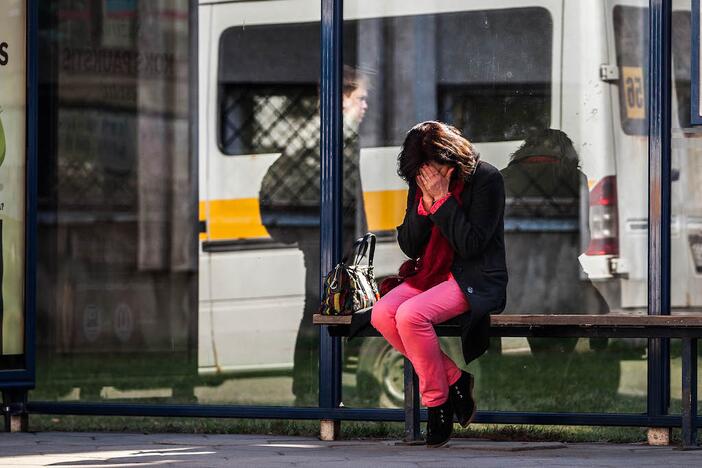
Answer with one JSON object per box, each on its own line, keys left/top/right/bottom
{"left": 2, "top": 0, "right": 701, "bottom": 444}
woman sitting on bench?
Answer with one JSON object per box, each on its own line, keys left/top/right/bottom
{"left": 371, "top": 121, "right": 507, "bottom": 448}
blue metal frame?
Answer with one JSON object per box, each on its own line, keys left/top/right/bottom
{"left": 319, "top": 0, "right": 344, "bottom": 411}
{"left": 13, "top": 0, "right": 692, "bottom": 436}
{"left": 691, "top": 1, "right": 702, "bottom": 124}
{"left": 647, "top": 0, "right": 672, "bottom": 422}
{"left": 0, "top": 0, "right": 37, "bottom": 390}
{"left": 24, "top": 401, "right": 701, "bottom": 429}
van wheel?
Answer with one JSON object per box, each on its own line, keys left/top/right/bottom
{"left": 356, "top": 339, "right": 405, "bottom": 408}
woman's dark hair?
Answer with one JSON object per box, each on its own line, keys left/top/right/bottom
{"left": 397, "top": 121, "right": 479, "bottom": 183}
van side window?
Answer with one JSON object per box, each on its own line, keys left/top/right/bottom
{"left": 217, "top": 9, "right": 553, "bottom": 154}
{"left": 217, "top": 22, "right": 320, "bottom": 156}
{"left": 220, "top": 85, "right": 318, "bottom": 155}
{"left": 436, "top": 8, "right": 553, "bottom": 143}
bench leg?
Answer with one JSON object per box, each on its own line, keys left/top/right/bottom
{"left": 681, "top": 338, "right": 698, "bottom": 450}
{"left": 2, "top": 390, "right": 29, "bottom": 433}
{"left": 403, "top": 357, "right": 421, "bottom": 443}
{"left": 647, "top": 427, "right": 671, "bottom": 446}
{"left": 319, "top": 419, "right": 340, "bottom": 441}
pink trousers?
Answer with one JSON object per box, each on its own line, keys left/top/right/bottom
{"left": 370, "top": 278, "right": 470, "bottom": 407}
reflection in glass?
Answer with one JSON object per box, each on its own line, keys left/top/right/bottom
{"left": 198, "top": 1, "right": 324, "bottom": 407}
{"left": 258, "top": 66, "right": 367, "bottom": 405}
{"left": 669, "top": 1, "right": 702, "bottom": 409}
{"left": 35, "top": 0, "right": 196, "bottom": 403}
{"left": 340, "top": 0, "right": 649, "bottom": 414}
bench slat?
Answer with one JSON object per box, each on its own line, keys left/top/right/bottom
{"left": 492, "top": 315, "right": 702, "bottom": 327}
{"left": 313, "top": 313, "right": 702, "bottom": 327}
{"left": 313, "top": 314, "right": 353, "bottom": 325}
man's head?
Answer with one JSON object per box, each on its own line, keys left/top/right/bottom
{"left": 342, "top": 66, "right": 368, "bottom": 126}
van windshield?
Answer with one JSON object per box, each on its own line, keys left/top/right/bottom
{"left": 613, "top": 5, "right": 648, "bottom": 136}
{"left": 672, "top": 10, "right": 692, "bottom": 129}
{"left": 613, "top": 6, "right": 692, "bottom": 132}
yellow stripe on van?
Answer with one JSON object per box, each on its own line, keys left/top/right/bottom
{"left": 208, "top": 198, "right": 270, "bottom": 240}
{"left": 200, "top": 189, "right": 408, "bottom": 242}
{"left": 199, "top": 201, "right": 207, "bottom": 240}
{"left": 363, "top": 189, "right": 408, "bottom": 232}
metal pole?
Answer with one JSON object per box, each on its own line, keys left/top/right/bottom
{"left": 188, "top": 0, "right": 200, "bottom": 381}
{"left": 403, "top": 358, "right": 421, "bottom": 443}
{"left": 319, "top": 0, "right": 343, "bottom": 410}
{"left": 681, "top": 338, "right": 698, "bottom": 449}
{"left": 647, "top": 0, "right": 672, "bottom": 420}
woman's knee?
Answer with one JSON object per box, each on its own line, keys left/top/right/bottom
{"left": 370, "top": 300, "right": 395, "bottom": 330}
{"left": 395, "top": 302, "right": 429, "bottom": 333}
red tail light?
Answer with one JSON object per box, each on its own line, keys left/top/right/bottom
{"left": 586, "top": 176, "right": 619, "bottom": 256}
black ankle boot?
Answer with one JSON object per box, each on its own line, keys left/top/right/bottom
{"left": 426, "top": 399, "right": 453, "bottom": 448}
{"left": 449, "top": 371, "right": 476, "bottom": 428}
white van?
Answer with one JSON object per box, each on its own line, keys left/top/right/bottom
{"left": 197, "top": 0, "right": 702, "bottom": 398}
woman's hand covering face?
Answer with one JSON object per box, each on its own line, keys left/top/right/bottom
{"left": 417, "top": 163, "right": 454, "bottom": 202}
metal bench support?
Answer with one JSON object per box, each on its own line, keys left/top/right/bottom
{"left": 320, "top": 419, "right": 340, "bottom": 441}
{"left": 681, "top": 338, "right": 699, "bottom": 450}
{"left": 403, "top": 358, "right": 421, "bottom": 443}
{"left": 2, "top": 390, "right": 29, "bottom": 433}
{"left": 314, "top": 314, "right": 702, "bottom": 446}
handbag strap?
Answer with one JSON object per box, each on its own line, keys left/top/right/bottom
{"left": 342, "top": 233, "right": 376, "bottom": 267}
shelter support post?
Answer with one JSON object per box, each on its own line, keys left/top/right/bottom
{"left": 681, "top": 338, "right": 698, "bottom": 450}
{"left": 647, "top": 427, "right": 671, "bottom": 446}
{"left": 403, "top": 358, "right": 421, "bottom": 444}
{"left": 320, "top": 419, "right": 341, "bottom": 441}
{"left": 2, "top": 389, "right": 29, "bottom": 433}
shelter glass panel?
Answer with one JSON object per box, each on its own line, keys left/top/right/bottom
{"left": 668, "top": 2, "right": 702, "bottom": 411}
{"left": 201, "top": 1, "right": 322, "bottom": 406}
{"left": 339, "top": 0, "right": 649, "bottom": 414}
{"left": 33, "top": 0, "right": 198, "bottom": 404}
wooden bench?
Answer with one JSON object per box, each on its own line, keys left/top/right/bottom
{"left": 313, "top": 312, "right": 702, "bottom": 449}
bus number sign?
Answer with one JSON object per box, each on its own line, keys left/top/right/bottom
{"left": 622, "top": 66, "right": 645, "bottom": 120}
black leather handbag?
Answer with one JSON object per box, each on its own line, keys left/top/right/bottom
{"left": 319, "top": 233, "right": 380, "bottom": 315}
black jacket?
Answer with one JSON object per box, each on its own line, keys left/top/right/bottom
{"left": 350, "top": 160, "right": 507, "bottom": 365}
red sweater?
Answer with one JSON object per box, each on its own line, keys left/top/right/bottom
{"left": 404, "top": 179, "right": 465, "bottom": 291}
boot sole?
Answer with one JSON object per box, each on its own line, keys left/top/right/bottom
{"left": 426, "top": 437, "right": 451, "bottom": 448}
{"left": 458, "top": 375, "right": 476, "bottom": 428}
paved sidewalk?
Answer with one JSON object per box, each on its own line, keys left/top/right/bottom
{"left": 0, "top": 432, "right": 700, "bottom": 467}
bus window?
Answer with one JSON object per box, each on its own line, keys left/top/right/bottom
{"left": 217, "top": 22, "right": 321, "bottom": 156}
{"left": 439, "top": 83, "right": 551, "bottom": 143}
{"left": 219, "top": 85, "right": 318, "bottom": 156}
{"left": 435, "top": 8, "right": 552, "bottom": 143}
{"left": 217, "top": 7, "right": 553, "bottom": 156}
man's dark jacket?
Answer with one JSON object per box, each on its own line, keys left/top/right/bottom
{"left": 351, "top": 160, "right": 508, "bottom": 365}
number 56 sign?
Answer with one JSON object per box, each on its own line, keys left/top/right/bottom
{"left": 622, "top": 66, "right": 645, "bottom": 120}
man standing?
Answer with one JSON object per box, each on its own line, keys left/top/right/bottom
{"left": 259, "top": 66, "right": 369, "bottom": 405}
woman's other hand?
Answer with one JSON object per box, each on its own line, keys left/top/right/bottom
{"left": 419, "top": 163, "right": 454, "bottom": 202}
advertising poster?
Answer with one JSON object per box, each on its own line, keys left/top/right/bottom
{"left": 0, "top": 0, "right": 26, "bottom": 367}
